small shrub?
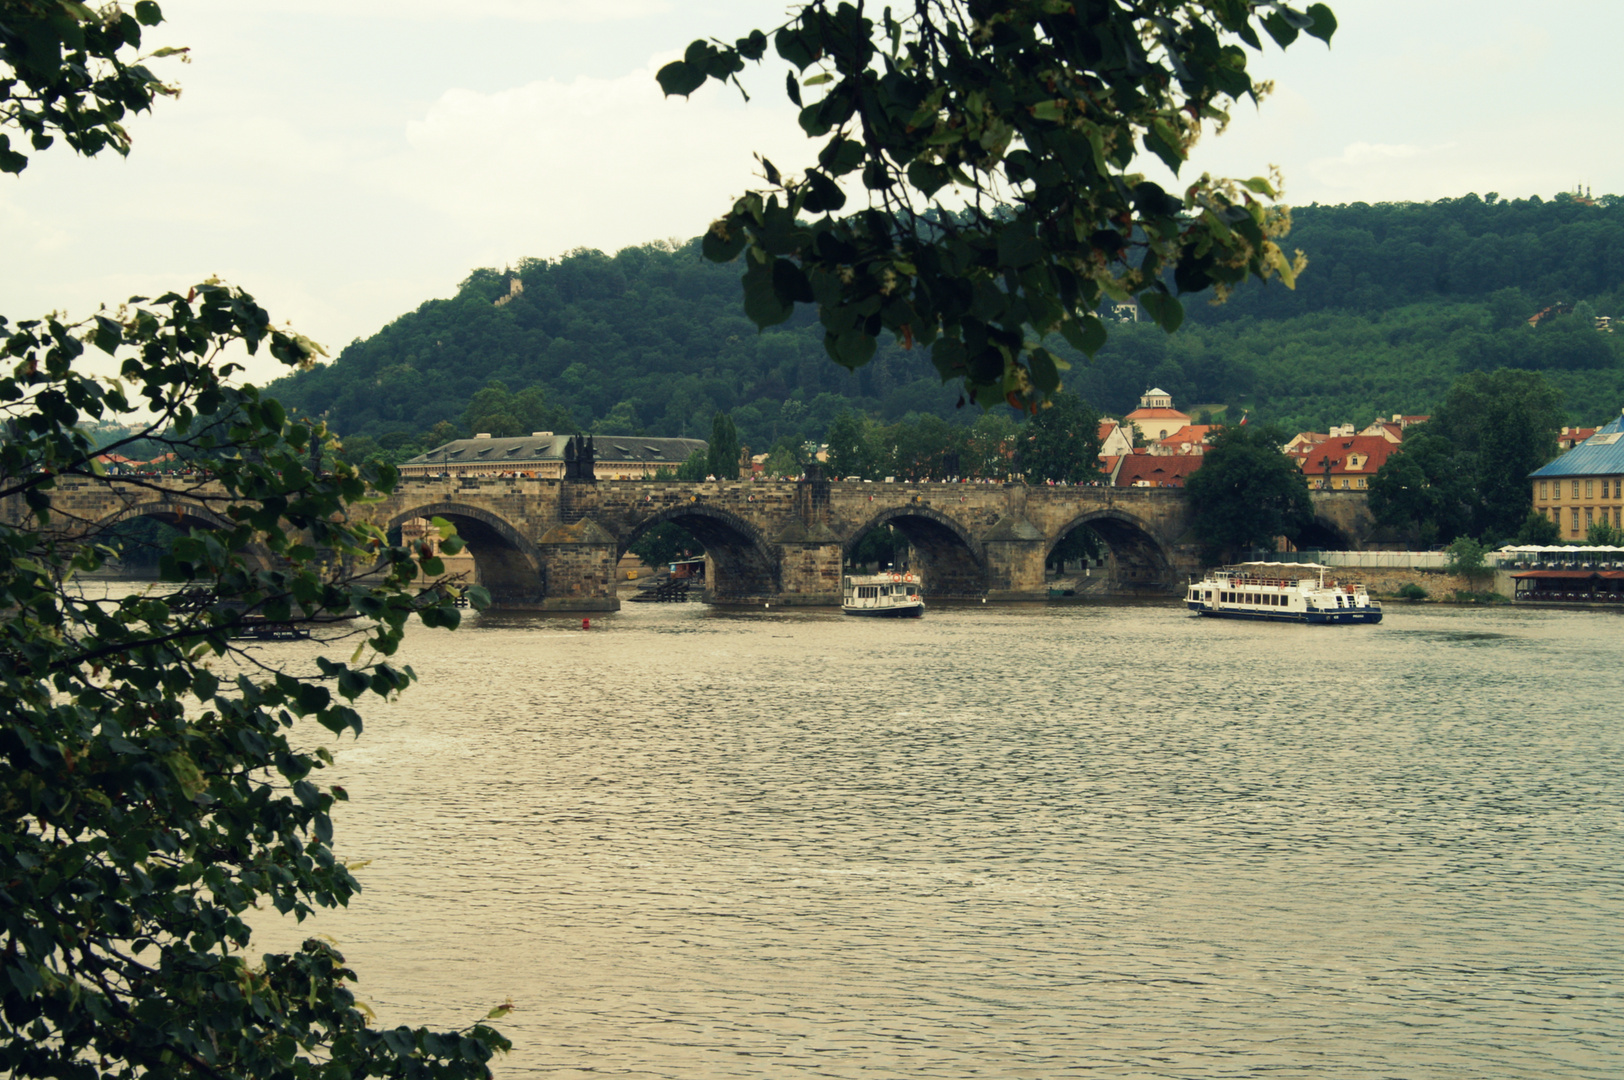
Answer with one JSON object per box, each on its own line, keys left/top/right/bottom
{"left": 1396, "top": 583, "right": 1428, "bottom": 601}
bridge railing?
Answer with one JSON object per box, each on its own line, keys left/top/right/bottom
{"left": 1255, "top": 549, "right": 1452, "bottom": 570}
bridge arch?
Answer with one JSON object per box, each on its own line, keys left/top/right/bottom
{"left": 1048, "top": 508, "right": 1176, "bottom": 591}
{"left": 620, "top": 503, "right": 780, "bottom": 602}
{"left": 96, "top": 498, "right": 272, "bottom": 571}
{"left": 389, "top": 502, "right": 545, "bottom": 606}
{"left": 1294, "top": 516, "right": 1354, "bottom": 552}
{"left": 845, "top": 505, "right": 988, "bottom": 599}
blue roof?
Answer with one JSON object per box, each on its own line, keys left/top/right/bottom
{"left": 1529, "top": 411, "right": 1624, "bottom": 478}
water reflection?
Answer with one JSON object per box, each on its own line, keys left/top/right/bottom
{"left": 232, "top": 599, "right": 1621, "bottom": 1079}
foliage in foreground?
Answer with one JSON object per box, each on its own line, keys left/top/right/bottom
{"left": 662, "top": 0, "right": 1333, "bottom": 409}
{"left": 0, "top": 285, "right": 510, "bottom": 1080}
{"left": 2, "top": 2, "right": 507, "bottom": 1076}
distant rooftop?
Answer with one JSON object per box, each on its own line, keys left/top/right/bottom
{"left": 403, "top": 434, "right": 706, "bottom": 467}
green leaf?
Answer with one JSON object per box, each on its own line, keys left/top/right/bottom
{"left": 771, "top": 258, "right": 815, "bottom": 304}
{"left": 701, "top": 224, "right": 748, "bottom": 263}
{"left": 996, "top": 224, "right": 1042, "bottom": 269}
{"left": 827, "top": 328, "right": 877, "bottom": 369}
{"left": 742, "top": 261, "right": 794, "bottom": 327}
{"left": 656, "top": 59, "right": 706, "bottom": 97}
{"left": 1305, "top": 3, "right": 1338, "bottom": 42}
{"left": 906, "top": 160, "right": 950, "bottom": 197}
{"left": 134, "top": 1, "right": 163, "bottom": 26}
{"left": 1261, "top": 11, "right": 1299, "bottom": 47}
{"left": 1139, "top": 290, "right": 1185, "bottom": 333}
{"left": 1028, "top": 348, "right": 1062, "bottom": 394}
{"left": 800, "top": 169, "right": 846, "bottom": 213}
{"left": 1059, "top": 313, "right": 1108, "bottom": 357}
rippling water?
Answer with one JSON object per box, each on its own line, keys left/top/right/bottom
{"left": 240, "top": 599, "right": 1622, "bottom": 1079}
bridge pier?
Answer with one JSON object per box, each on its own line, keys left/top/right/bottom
{"left": 769, "top": 526, "right": 844, "bottom": 606}
{"left": 534, "top": 520, "right": 619, "bottom": 611}
{"left": 982, "top": 490, "right": 1049, "bottom": 600}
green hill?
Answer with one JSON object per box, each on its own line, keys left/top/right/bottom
{"left": 265, "top": 191, "right": 1624, "bottom": 452}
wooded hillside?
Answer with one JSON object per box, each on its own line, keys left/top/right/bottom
{"left": 265, "top": 191, "right": 1624, "bottom": 450}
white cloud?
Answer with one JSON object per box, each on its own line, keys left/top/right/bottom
{"left": 379, "top": 56, "right": 811, "bottom": 254}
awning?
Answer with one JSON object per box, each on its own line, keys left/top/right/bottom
{"left": 1512, "top": 569, "right": 1624, "bottom": 580}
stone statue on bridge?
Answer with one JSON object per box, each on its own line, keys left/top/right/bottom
{"left": 563, "top": 435, "right": 596, "bottom": 481}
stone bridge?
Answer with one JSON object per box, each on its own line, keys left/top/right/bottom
{"left": 17, "top": 476, "right": 1374, "bottom": 610}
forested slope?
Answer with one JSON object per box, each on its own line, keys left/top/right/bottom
{"left": 266, "top": 191, "right": 1624, "bottom": 450}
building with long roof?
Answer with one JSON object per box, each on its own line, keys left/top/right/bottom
{"left": 399, "top": 433, "right": 708, "bottom": 480}
{"left": 1529, "top": 412, "right": 1624, "bottom": 539}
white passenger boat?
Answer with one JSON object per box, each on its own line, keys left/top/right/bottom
{"left": 843, "top": 571, "right": 924, "bottom": 618}
{"left": 1186, "top": 562, "right": 1382, "bottom": 624}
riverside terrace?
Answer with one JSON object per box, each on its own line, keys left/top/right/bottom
{"left": 10, "top": 476, "right": 1375, "bottom": 610}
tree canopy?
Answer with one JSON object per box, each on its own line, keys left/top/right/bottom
{"left": 708, "top": 411, "right": 742, "bottom": 478}
{"left": 1185, "top": 422, "right": 1312, "bottom": 559}
{"left": 1016, "top": 392, "right": 1102, "bottom": 483}
{"left": 661, "top": 0, "right": 1334, "bottom": 409}
{"left": 1369, "top": 369, "right": 1562, "bottom": 544}
{"left": 1, "top": 4, "right": 507, "bottom": 1076}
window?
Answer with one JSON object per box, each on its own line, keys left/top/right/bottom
{"left": 1540, "top": 481, "right": 1548, "bottom": 500}
{"left": 1572, "top": 508, "right": 1581, "bottom": 532}
{"left": 1549, "top": 506, "right": 1559, "bottom": 522}
{"left": 1573, "top": 480, "right": 1581, "bottom": 499}
{"left": 1586, "top": 507, "right": 1594, "bottom": 527}
{"left": 1586, "top": 479, "right": 1594, "bottom": 498}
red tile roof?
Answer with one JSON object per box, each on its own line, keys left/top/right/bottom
{"left": 1297, "top": 435, "right": 1398, "bottom": 478}
{"left": 1159, "top": 424, "right": 1216, "bottom": 449}
{"left": 1124, "top": 406, "right": 1191, "bottom": 420}
{"left": 1115, "top": 454, "right": 1204, "bottom": 487}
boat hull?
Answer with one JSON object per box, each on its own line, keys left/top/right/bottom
{"left": 844, "top": 603, "right": 924, "bottom": 618}
{"left": 1187, "top": 603, "right": 1380, "bottom": 624}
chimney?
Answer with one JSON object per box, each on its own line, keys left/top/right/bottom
{"left": 474, "top": 432, "right": 493, "bottom": 439}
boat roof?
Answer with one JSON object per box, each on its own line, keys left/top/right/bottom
{"left": 1226, "top": 561, "right": 1329, "bottom": 570}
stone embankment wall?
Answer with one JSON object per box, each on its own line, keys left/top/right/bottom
{"left": 1349, "top": 566, "right": 1511, "bottom": 599}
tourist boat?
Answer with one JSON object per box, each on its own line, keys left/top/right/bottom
{"left": 1185, "top": 562, "right": 1382, "bottom": 624}
{"left": 843, "top": 571, "right": 924, "bottom": 618}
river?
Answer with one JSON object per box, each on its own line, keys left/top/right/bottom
{"left": 237, "top": 597, "right": 1621, "bottom": 1079}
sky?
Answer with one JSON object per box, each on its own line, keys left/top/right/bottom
{"left": 3, "top": 0, "right": 1621, "bottom": 385}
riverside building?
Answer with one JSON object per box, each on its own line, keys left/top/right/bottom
{"left": 1530, "top": 412, "right": 1624, "bottom": 539}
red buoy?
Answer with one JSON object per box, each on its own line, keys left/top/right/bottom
{"left": 582, "top": 618, "right": 591, "bottom": 630}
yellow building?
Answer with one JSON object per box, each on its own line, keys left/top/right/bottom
{"left": 1529, "top": 414, "right": 1624, "bottom": 539}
